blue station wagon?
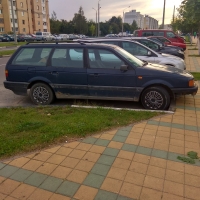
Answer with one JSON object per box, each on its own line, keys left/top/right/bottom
{"left": 4, "top": 43, "right": 198, "bottom": 110}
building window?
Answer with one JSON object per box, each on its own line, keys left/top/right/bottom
{"left": 11, "top": 19, "right": 17, "bottom": 23}
{"left": 38, "top": 14, "right": 40, "bottom": 18}
{"left": 37, "top": 5, "right": 39, "bottom": 10}
{"left": 0, "top": 18, "right": 4, "bottom": 23}
{"left": 12, "top": 27, "right": 18, "bottom": 32}
{"left": 0, "top": 0, "right": 2, "bottom": 5}
{"left": 42, "top": 0, "right": 45, "bottom": 3}
{"left": 20, "top": 2, "right": 23, "bottom": 7}
{"left": 0, "top": 10, "right": 2, "bottom": 14}
{"left": 23, "top": 28, "right": 26, "bottom": 32}
{"left": 0, "top": 27, "right": 4, "bottom": 32}
{"left": 22, "top": 20, "right": 25, "bottom": 24}
{"left": 43, "top": 7, "right": 45, "bottom": 11}
{"left": 21, "top": 11, "right": 24, "bottom": 16}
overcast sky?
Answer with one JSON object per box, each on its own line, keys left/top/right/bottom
{"left": 49, "top": 0, "right": 182, "bottom": 24}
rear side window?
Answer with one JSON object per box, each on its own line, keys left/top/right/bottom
{"left": 152, "top": 31, "right": 164, "bottom": 36}
{"left": 99, "top": 41, "right": 119, "bottom": 45}
{"left": 12, "top": 48, "right": 52, "bottom": 66}
{"left": 142, "top": 31, "right": 153, "bottom": 36}
{"left": 51, "top": 48, "right": 83, "bottom": 68}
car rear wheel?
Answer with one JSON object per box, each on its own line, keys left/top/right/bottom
{"left": 30, "top": 83, "right": 55, "bottom": 105}
{"left": 141, "top": 86, "right": 170, "bottom": 110}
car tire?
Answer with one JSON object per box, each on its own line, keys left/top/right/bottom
{"left": 30, "top": 83, "right": 55, "bottom": 105}
{"left": 141, "top": 86, "right": 170, "bottom": 110}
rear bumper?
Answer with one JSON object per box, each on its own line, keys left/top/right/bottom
{"left": 4, "top": 81, "right": 28, "bottom": 96}
{"left": 171, "top": 85, "right": 198, "bottom": 96}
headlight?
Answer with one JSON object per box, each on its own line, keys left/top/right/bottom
{"left": 189, "top": 79, "right": 195, "bottom": 87}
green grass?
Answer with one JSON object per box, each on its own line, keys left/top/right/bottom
{"left": 0, "top": 49, "right": 16, "bottom": 56}
{"left": 189, "top": 54, "right": 200, "bottom": 57}
{"left": 188, "top": 48, "right": 198, "bottom": 50}
{"left": 0, "top": 42, "right": 26, "bottom": 47}
{"left": 191, "top": 72, "right": 200, "bottom": 80}
{"left": 0, "top": 106, "right": 159, "bottom": 158}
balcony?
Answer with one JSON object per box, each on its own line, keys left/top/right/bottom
{"left": 11, "top": 23, "right": 18, "bottom": 28}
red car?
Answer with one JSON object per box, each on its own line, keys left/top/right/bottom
{"left": 147, "top": 36, "right": 186, "bottom": 51}
{"left": 133, "top": 29, "right": 185, "bottom": 43}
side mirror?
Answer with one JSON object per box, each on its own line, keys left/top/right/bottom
{"left": 147, "top": 51, "right": 152, "bottom": 56}
{"left": 120, "top": 65, "right": 128, "bottom": 71}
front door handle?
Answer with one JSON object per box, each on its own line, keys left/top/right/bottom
{"left": 49, "top": 71, "right": 58, "bottom": 75}
{"left": 90, "top": 73, "right": 99, "bottom": 77}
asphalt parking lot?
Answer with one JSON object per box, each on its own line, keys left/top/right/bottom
{"left": 0, "top": 57, "right": 146, "bottom": 109}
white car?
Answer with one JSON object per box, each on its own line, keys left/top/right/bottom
{"left": 59, "top": 34, "right": 69, "bottom": 40}
{"left": 80, "top": 38, "right": 186, "bottom": 70}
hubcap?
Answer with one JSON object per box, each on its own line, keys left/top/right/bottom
{"left": 145, "top": 91, "right": 164, "bottom": 109}
{"left": 32, "top": 86, "right": 49, "bottom": 104}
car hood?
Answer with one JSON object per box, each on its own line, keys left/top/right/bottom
{"left": 143, "top": 63, "right": 191, "bottom": 77}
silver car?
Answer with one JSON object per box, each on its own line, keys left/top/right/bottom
{"left": 77, "top": 38, "right": 186, "bottom": 70}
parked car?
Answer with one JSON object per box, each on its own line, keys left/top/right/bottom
{"left": 68, "top": 34, "right": 79, "bottom": 40}
{"left": 35, "top": 32, "right": 55, "bottom": 41}
{"left": 1, "top": 34, "right": 14, "bottom": 42}
{"left": 18, "top": 34, "right": 35, "bottom": 42}
{"left": 59, "top": 34, "right": 69, "bottom": 40}
{"left": 148, "top": 37, "right": 184, "bottom": 52}
{"left": 133, "top": 29, "right": 185, "bottom": 43}
{"left": 129, "top": 37, "right": 185, "bottom": 59}
{"left": 4, "top": 43, "right": 197, "bottom": 110}
{"left": 0, "top": 35, "right": 10, "bottom": 42}
{"left": 147, "top": 36, "right": 186, "bottom": 50}
{"left": 77, "top": 38, "right": 186, "bottom": 70}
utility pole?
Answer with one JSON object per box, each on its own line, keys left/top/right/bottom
{"left": 162, "top": 0, "right": 166, "bottom": 29}
{"left": 98, "top": 0, "right": 100, "bottom": 37}
{"left": 122, "top": 6, "right": 130, "bottom": 36}
{"left": 173, "top": 5, "right": 175, "bottom": 23}
{"left": 10, "top": 0, "right": 17, "bottom": 43}
{"left": 92, "top": 8, "right": 97, "bottom": 37}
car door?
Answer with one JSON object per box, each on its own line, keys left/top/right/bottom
{"left": 48, "top": 47, "right": 88, "bottom": 97}
{"left": 87, "top": 48, "right": 137, "bottom": 99}
{"left": 121, "top": 41, "right": 156, "bottom": 63}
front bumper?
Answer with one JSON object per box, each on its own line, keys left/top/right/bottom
{"left": 171, "top": 85, "right": 198, "bottom": 96}
{"left": 4, "top": 81, "right": 29, "bottom": 96}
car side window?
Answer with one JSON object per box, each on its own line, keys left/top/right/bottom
{"left": 51, "top": 48, "right": 83, "bottom": 68}
{"left": 166, "top": 32, "right": 175, "bottom": 38}
{"left": 122, "top": 42, "right": 148, "bottom": 56}
{"left": 88, "top": 49, "right": 124, "bottom": 69}
{"left": 142, "top": 31, "right": 153, "bottom": 36}
{"left": 12, "top": 48, "right": 52, "bottom": 66}
{"left": 153, "top": 32, "right": 164, "bottom": 36}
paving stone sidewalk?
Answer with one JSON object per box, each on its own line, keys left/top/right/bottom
{"left": 0, "top": 44, "right": 200, "bottom": 200}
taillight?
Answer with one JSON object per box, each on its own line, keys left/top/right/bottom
{"left": 5, "top": 70, "right": 8, "bottom": 78}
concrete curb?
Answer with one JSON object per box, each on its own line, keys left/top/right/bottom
{"left": 0, "top": 55, "right": 11, "bottom": 58}
{"left": 71, "top": 105, "right": 175, "bottom": 114}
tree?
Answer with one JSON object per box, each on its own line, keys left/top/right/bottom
{"left": 73, "top": 6, "right": 88, "bottom": 34}
{"left": 50, "top": 11, "right": 61, "bottom": 34}
{"left": 132, "top": 20, "right": 138, "bottom": 31}
{"left": 89, "top": 24, "right": 95, "bottom": 36}
{"left": 172, "top": 0, "right": 200, "bottom": 54}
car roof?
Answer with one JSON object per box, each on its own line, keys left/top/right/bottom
{"left": 21, "top": 42, "right": 120, "bottom": 49}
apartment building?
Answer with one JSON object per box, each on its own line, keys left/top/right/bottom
{"left": 144, "top": 15, "right": 158, "bottom": 29}
{"left": 124, "top": 10, "right": 158, "bottom": 29}
{"left": 0, "top": 0, "right": 50, "bottom": 34}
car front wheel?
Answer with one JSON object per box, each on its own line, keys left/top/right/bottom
{"left": 30, "top": 83, "right": 55, "bottom": 105}
{"left": 141, "top": 86, "right": 170, "bottom": 110}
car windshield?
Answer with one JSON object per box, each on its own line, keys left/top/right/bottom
{"left": 115, "top": 47, "right": 144, "bottom": 67}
